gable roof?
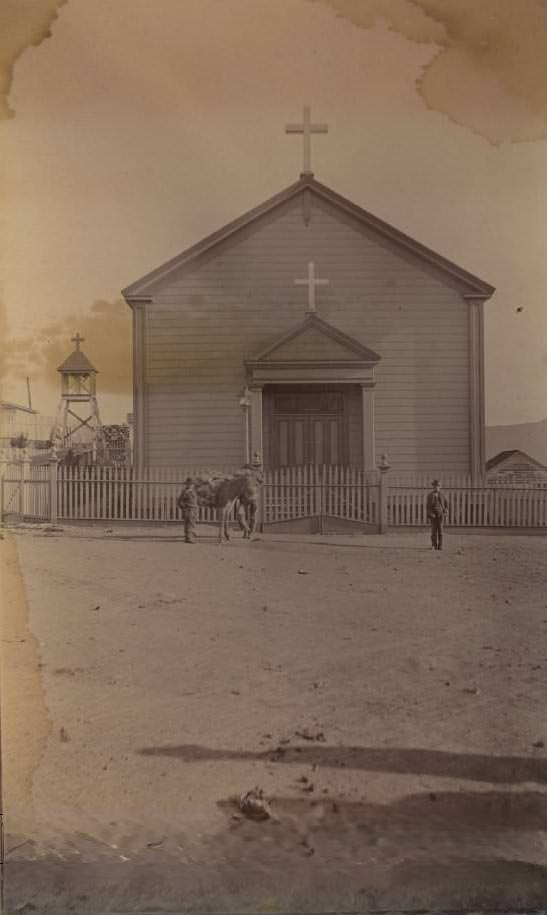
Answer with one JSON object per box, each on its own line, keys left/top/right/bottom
{"left": 57, "top": 349, "right": 98, "bottom": 373}
{"left": 122, "top": 174, "right": 495, "bottom": 301}
{"left": 486, "top": 449, "right": 547, "bottom": 472}
{"left": 246, "top": 313, "right": 381, "bottom": 366}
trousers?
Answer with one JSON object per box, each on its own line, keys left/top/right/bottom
{"left": 183, "top": 513, "right": 198, "bottom": 542}
{"left": 430, "top": 515, "right": 444, "bottom": 549}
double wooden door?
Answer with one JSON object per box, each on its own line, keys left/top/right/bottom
{"left": 270, "top": 389, "right": 348, "bottom": 467}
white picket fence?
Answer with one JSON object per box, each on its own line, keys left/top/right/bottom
{"left": 388, "top": 474, "right": 547, "bottom": 528}
{"left": 54, "top": 466, "right": 241, "bottom": 523}
{"left": 0, "top": 462, "right": 51, "bottom": 522}
{"left": 263, "top": 465, "right": 380, "bottom": 528}
{"left": 1, "top": 462, "right": 546, "bottom": 530}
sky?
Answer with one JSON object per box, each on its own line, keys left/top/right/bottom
{"left": 1, "top": 0, "right": 547, "bottom": 426}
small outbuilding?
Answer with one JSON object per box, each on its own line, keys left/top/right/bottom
{"left": 486, "top": 450, "right": 547, "bottom": 483}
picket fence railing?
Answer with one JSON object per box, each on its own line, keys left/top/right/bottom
{"left": 0, "top": 462, "right": 51, "bottom": 522}
{"left": 55, "top": 466, "right": 242, "bottom": 523}
{"left": 262, "top": 464, "right": 380, "bottom": 528}
{"left": 387, "top": 476, "right": 547, "bottom": 528}
{"left": 1, "top": 461, "right": 546, "bottom": 530}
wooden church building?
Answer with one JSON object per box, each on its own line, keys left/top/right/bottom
{"left": 123, "top": 109, "right": 494, "bottom": 478}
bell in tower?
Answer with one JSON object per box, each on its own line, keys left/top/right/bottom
{"left": 50, "top": 333, "right": 103, "bottom": 460}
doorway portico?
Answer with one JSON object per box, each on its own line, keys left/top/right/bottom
{"left": 244, "top": 314, "right": 380, "bottom": 470}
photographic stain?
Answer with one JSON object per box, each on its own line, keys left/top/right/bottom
{"left": 308, "top": 0, "right": 547, "bottom": 144}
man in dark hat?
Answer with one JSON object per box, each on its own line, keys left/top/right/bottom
{"left": 426, "top": 479, "right": 449, "bottom": 550}
{"left": 177, "top": 477, "right": 199, "bottom": 543}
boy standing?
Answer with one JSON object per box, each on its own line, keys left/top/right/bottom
{"left": 426, "top": 479, "right": 449, "bottom": 550}
{"left": 178, "top": 477, "right": 199, "bottom": 543}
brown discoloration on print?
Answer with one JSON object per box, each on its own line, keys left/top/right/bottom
{"left": 0, "top": 2, "right": 69, "bottom": 372}
{"left": 0, "top": 0, "right": 69, "bottom": 119}
{"left": 0, "top": 300, "right": 9, "bottom": 398}
{"left": 3, "top": 298, "right": 132, "bottom": 396}
{"left": 0, "top": 535, "right": 52, "bottom": 834}
{"left": 308, "top": 0, "right": 547, "bottom": 143}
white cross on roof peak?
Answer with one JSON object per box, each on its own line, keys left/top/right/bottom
{"left": 285, "top": 105, "right": 328, "bottom": 176}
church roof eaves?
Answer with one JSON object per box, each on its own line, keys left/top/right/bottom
{"left": 122, "top": 174, "right": 495, "bottom": 300}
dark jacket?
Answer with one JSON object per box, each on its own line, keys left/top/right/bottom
{"left": 427, "top": 489, "right": 449, "bottom": 520}
{"left": 177, "top": 485, "right": 198, "bottom": 515}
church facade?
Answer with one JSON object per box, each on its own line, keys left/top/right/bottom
{"left": 123, "top": 173, "right": 494, "bottom": 478}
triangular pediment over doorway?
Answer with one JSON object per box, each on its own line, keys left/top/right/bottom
{"left": 244, "top": 314, "right": 380, "bottom": 386}
{"left": 249, "top": 314, "right": 381, "bottom": 365}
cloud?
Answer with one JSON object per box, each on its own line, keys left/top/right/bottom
{"left": 2, "top": 298, "right": 132, "bottom": 396}
{"left": 309, "top": 0, "right": 547, "bottom": 143}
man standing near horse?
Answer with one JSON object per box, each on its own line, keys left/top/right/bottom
{"left": 177, "top": 477, "right": 199, "bottom": 543}
{"left": 426, "top": 479, "right": 449, "bottom": 551}
{"left": 177, "top": 460, "right": 263, "bottom": 544}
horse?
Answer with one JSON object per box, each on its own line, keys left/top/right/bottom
{"left": 213, "top": 468, "right": 262, "bottom": 543}
{"left": 178, "top": 466, "right": 263, "bottom": 544}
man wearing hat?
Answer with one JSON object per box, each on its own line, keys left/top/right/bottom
{"left": 177, "top": 477, "right": 199, "bottom": 543}
{"left": 427, "top": 479, "right": 449, "bottom": 550}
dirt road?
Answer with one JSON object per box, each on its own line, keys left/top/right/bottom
{"left": 2, "top": 524, "right": 547, "bottom": 913}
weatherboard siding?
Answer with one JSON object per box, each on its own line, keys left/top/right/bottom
{"left": 141, "top": 194, "right": 471, "bottom": 471}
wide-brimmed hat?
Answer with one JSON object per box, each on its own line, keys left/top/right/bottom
{"left": 184, "top": 477, "right": 194, "bottom": 484}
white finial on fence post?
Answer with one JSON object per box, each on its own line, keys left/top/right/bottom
{"left": 378, "top": 453, "right": 390, "bottom": 473}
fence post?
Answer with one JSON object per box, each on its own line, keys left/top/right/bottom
{"left": 259, "top": 478, "right": 265, "bottom": 533}
{"left": 19, "top": 460, "right": 25, "bottom": 518}
{"left": 49, "top": 458, "right": 58, "bottom": 524}
{"left": 319, "top": 466, "right": 327, "bottom": 535}
{"left": 378, "top": 453, "right": 390, "bottom": 534}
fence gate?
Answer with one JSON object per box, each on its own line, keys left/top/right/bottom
{"left": 1, "top": 461, "right": 51, "bottom": 522}
{"left": 261, "top": 465, "right": 380, "bottom": 533}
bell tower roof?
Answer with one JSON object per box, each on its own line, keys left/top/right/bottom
{"left": 57, "top": 333, "right": 98, "bottom": 374}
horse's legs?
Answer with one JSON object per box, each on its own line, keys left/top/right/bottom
{"left": 237, "top": 500, "right": 250, "bottom": 539}
{"left": 217, "top": 492, "right": 257, "bottom": 544}
{"left": 217, "top": 503, "right": 225, "bottom": 543}
{"left": 235, "top": 499, "right": 245, "bottom": 532}
{"left": 247, "top": 501, "right": 257, "bottom": 537}
{"left": 217, "top": 502, "right": 232, "bottom": 543}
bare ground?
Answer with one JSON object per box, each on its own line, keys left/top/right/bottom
{"left": 1, "top": 522, "right": 547, "bottom": 913}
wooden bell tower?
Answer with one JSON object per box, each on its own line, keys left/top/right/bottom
{"left": 51, "top": 333, "right": 103, "bottom": 458}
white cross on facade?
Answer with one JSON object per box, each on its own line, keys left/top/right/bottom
{"left": 294, "top": 261, "right": 329, "bottom": 313}
{"left": 285, "top": 105, "right": 328, "bottom": 175}
{"left": 71, "top": 333, "right": 85, "bottom": 350}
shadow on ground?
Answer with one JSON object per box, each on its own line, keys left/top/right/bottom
{"left": 138, "top": 742, "right": 547, "bottom": 785}
{"left": 7, "top": 811, "right": 547, "bottom": 914}
{"left": 8, "top": 746, "right": 547, "bottom": 913}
